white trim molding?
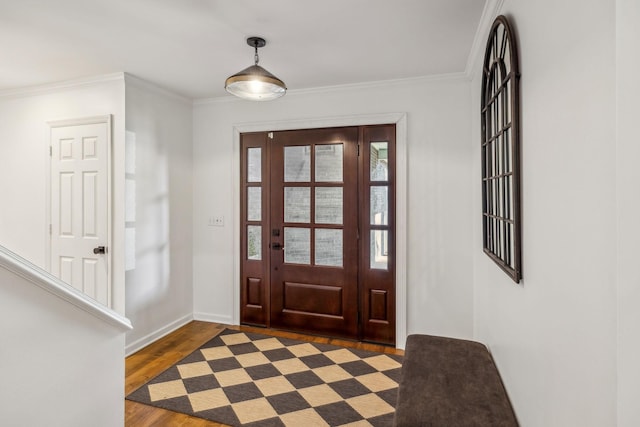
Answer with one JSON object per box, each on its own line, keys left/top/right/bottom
{"left": 194, "top": 73, "right": 468, "bottom": 106}
{"left": 124, "top": 73, "right": 192, "bottom": 106}
{"left": 193, "top": 312, "right": 234, "bottom": 325}
{"left": 46, "top": 114, "right": 113, "bottom": 128}
{"left": 0, "top": 72, "right": 125, "bottom": 99}
{"left": 464, "top": 0, "right": 506, "bottom": 78}
{"left": 0, "top": 245, "right": 131, "bottom": 331}
{"left": 125, "top": 313, "right": 193, "bottom": 356}
{"left": 232, "top": 112, "right": 408, "bottom": 349}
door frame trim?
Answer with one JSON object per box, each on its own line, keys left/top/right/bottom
{"left": 45, "top": 115, "right": 113, "bottom": 307}
{"left": 232, "top": 113, "right": 408, "bottom": 349}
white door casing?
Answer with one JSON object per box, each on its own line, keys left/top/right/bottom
{"left": 49, "top": 116, "right": 112, "bottom": 307}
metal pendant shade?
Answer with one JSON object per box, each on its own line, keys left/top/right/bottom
{"left": 225, "top": 37, "right": 286, "bottom": 101}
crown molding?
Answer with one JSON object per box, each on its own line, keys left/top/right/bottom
{"left": 193, "top": 72, "right": 469, "bottom": 106}
{"left": 464, "top": 0, "right": 505, "bottom": 79}
{"left": 0, "top": 72, "right": 125, "bottom": 99}
{"left": 0, "top": 71, "right": 192, "bottom": 105}
{"left": 123, "top": 73, "right": 191, "bottom": 105}
{"left": 285, "top": 72, "right": 469, "bottom": 96}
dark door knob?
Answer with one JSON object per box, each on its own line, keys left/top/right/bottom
{"left": 271, "top": 243, "right": 283, "bottom": 250}
{"left": 93, "top": 246, "right": 106, "bottom": 255}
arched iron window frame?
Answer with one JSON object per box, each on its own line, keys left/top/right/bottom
{"left": 481, "top": 15, "right": 522, "bottom": 282}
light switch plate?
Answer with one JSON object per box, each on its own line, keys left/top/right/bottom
{"left": 208, "top": 216, "right": 224, "bottom": 227}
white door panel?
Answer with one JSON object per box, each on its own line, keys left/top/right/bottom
{"left": 50, "top": 121, "right": 110, "bottom": 307}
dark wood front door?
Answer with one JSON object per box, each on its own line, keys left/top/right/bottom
{"left": 269, "top": 128, "right": 359, "bottom": 339}
{"left": 240, "top": 125, "right": 396, "bottom": 344}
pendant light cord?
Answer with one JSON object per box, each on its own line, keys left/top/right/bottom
{"left": 254, "top": 42, "right": 259, "bottom": 65}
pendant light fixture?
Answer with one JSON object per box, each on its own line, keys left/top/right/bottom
{"left": 225, "top": 37, "right": 287, "bottom": 101}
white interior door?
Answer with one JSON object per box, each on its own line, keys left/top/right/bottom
{"left": 50, "top": 118, "right": 111, "bottom": 307}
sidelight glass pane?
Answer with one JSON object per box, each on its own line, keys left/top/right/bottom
{"left": 315, "top": 187, "right": 343, "bottom": 224}
{"left": 284, "top": 227, "right": 310, "bottom": 264}
{"left": 284, "top": 146, "right": 310, "bottom": 182}
{"left": 370, "top": 186, "right": 388, "bottom": 225}
{"left": 247, "top": 187, "right": 261, "bottom": 221}
{"left": 370, "top": 142, "right": 388, "bottom": 181}
{"left": 247, "top": 148, "right": 261, "bottom": 182}
{"left": 370, "top": 230, "right": 388, "bottom": 270}
{"left": 315, "top": 229, "right": 343, "bottom": 267}
{"left": 315, "top": 144, "right": 343, "bottom": 182}
{"left": 284, "top": 187, "right": 310, "bottom": 223}
{"left": 247, "top": 226, "right": 262, "bottom": 260}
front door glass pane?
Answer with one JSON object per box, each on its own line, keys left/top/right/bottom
{"left": 247, "top": 225, "right": 261, "bottom": 260}
{"left": 284, "top": 227, "right": 310, "bottom": 264}
{"left": 247, "top": 147, "right": 261, "bottom": 182}
{"left": 315, "top": 144, "right": 343, "bottom": 182}
{"left": 370, "top": 142, "right": 388, "bottom": 181}
{"left": 315, "top": 229, "right": 343, "bottom": 267}
{"left": 315, "top": 187, "right": 343, "bottom": 224}
{"left": 370, "top": 230, "right": 388, "bottom": 270}
{"left": 370, "top": 186, "right": 388, "bottom": 225}
{"left": 247, "top": 187, "right": 261, "bottom": 221}
{"left": 284, "top": 187, "right": 310, "bottom": 223}
{"left": 284, "top": 146, "right": 310, "bottom": 182}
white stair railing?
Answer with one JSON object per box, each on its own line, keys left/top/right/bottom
{"left": 0, "top": 244, "right": 131, "bottom": 331}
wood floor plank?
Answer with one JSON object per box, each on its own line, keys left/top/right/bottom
{"left": 125, "top": 321, "right": 403, "bottom": 426}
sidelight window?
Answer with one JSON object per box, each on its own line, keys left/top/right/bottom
{"left": 369, "top": 142, "right": 390, "bottom": 270}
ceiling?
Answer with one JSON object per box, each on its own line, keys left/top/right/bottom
{"left": 0, "top": 0, "right": 487, "bottom": 99}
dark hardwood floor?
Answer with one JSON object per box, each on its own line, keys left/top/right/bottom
{"left": 125, "top": 321, "right": 404, "bottom": 426}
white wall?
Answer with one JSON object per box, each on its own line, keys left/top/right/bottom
{"left": 0, "top": 75, "right": 127, "bottom": 314}
{"left": 0, "top": 258, "right": 126, "bottom": 427}
{"left": 192, "top": 77, "right": 474, "bottom": 342}
{"left": 471, "top": 1, "right": 617, "bottom": 426}
{"left": 124, "top": 75, "right": 194, "bottom": 354}
{"left": 0, "top": 73, "right": 194, "bottom": 354}
{"left": 616, "top": 0, "right": 640, "bottom": 425}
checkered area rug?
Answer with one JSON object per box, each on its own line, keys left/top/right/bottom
{"left": 127, "top": 329, "right": 403, "bottom": 426}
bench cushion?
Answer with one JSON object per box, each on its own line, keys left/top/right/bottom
{"left": 393, "top": 334, "right": 518, "bottom": 426}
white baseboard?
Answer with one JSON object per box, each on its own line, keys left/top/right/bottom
{"left": 193, "top": 312, "right": 235, "bottom": 325}
{"left": 125, "top": 313, "right": 194, "bottom": 356}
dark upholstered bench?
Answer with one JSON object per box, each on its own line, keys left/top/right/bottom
{"left": 393, "top": 334, "right": 518, "bottom": 427}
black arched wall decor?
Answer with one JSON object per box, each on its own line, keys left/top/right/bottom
{"left": 481, "top": 15, "right": 521, "bottom": 282}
